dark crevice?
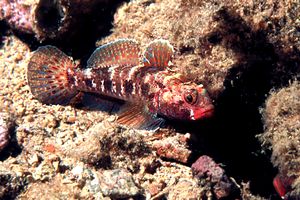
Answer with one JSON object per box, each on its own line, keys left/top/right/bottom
{"left": 0, "top": 122, "right": 22, "bottom": 161}
{"left": 35, "top": 0, "right": 64, "bottom": 32}
{"left": 0, "top": 21, "right": 10, "bottom": 48}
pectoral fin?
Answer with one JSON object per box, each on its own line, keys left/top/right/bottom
{"left": 117, "top": 104, "right": 165, "bottom": 131}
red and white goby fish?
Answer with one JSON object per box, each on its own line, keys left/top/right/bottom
{"left": 27, "top": 39, "right": 214, "bottom": 130}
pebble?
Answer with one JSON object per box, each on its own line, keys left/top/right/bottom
{"left": 42, "top": 114, "right": 58, "bottom": 129}
{"left": 52, "top": 161, "right": 60, "bottom": 172}
{"left": 66, "top": 116, "right": 76, "bottom": 124}
{"left": 28, "top": 154, "right": 40, "bottom": 166}
{"left": 71, "top": 165, "right": 84, "bottom": 179}
{"left": 15, "top": 106, "right": 25, "bottom": 117}
{"left": 107, "top": 115, "right": 117, "bottom": 122}
{"left": 147, "top": 180, "right": 166, "bottom": 196}
{"left": 32, "top": 161, "right": 56, "bottom": 181}
{"left": 14, "top": 53, "right": 23, "bottom": 62}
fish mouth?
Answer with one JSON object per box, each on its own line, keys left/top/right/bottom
{"left": 190, "top": 106, "right": 214, "bottom": 120}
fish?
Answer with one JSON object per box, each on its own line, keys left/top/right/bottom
{"left": 27, "top": 39, "right": 214, "bottom": 130}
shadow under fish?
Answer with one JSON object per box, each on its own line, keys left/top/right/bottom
{"left": 27, "top": 39, "right": 214, "bottom": 131}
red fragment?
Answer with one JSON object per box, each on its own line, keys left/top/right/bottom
{"left": 43, "top": 144, "right": 56, "bottom": 153}
{"left": 273, "top": 173, "right": 295, "bottom": 199}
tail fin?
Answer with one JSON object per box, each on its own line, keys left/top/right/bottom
{"left": 27, "top": 45, "right": 79, "bottom": 105}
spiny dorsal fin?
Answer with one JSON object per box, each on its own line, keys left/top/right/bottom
{"left": 142, "top": 39, "right": 174, "bottom": 68}
{"left": 117, "top": 104, "right": 165, "bottom": 131}
{"left": 87, "top": 39, "right": 140, "bottom": 70}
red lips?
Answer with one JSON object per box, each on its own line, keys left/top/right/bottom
{"left": 193, "top": 105, "right": 214, "bottom": 120}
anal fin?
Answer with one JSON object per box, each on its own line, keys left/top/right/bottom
{"left": 117, "top": 104, "right": 165, "bottom": 131}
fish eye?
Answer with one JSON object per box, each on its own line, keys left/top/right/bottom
{"left": 184, "top": 89, "right": 198, "bottom": 104}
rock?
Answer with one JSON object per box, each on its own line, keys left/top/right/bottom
{"left": 192, "top": 155, "right": 224, "bottom": 182}
{"left": 27, "top": 154, "right": 41, "bottom": 167}
{"left": 97, "top": 169, "right": 140, "bottom": 198}
{"left": 151, "top": 132, "right": 191, "bottom": 163}
{"left": 192, "top": 155, "right": 239, "bottom": 199}
{"left": 32, "top": 159, "right": 58, "bottom": 181}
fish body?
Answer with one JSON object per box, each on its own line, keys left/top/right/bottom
{"left": 27, "top": 39, "right": 214, "bottom": 130}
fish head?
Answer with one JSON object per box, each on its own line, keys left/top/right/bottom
{"left": 158, "top": 82, "right": 214, "bottom": 120}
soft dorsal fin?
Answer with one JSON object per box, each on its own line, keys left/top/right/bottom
{"left": 142, "top": 39, "right": 174, "bottom": 68}
{"left": 117, "top": 103, "right": 165, "bottom": 131}
{"left": 87, "top": 39, "right": 140, "bottom": 69}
